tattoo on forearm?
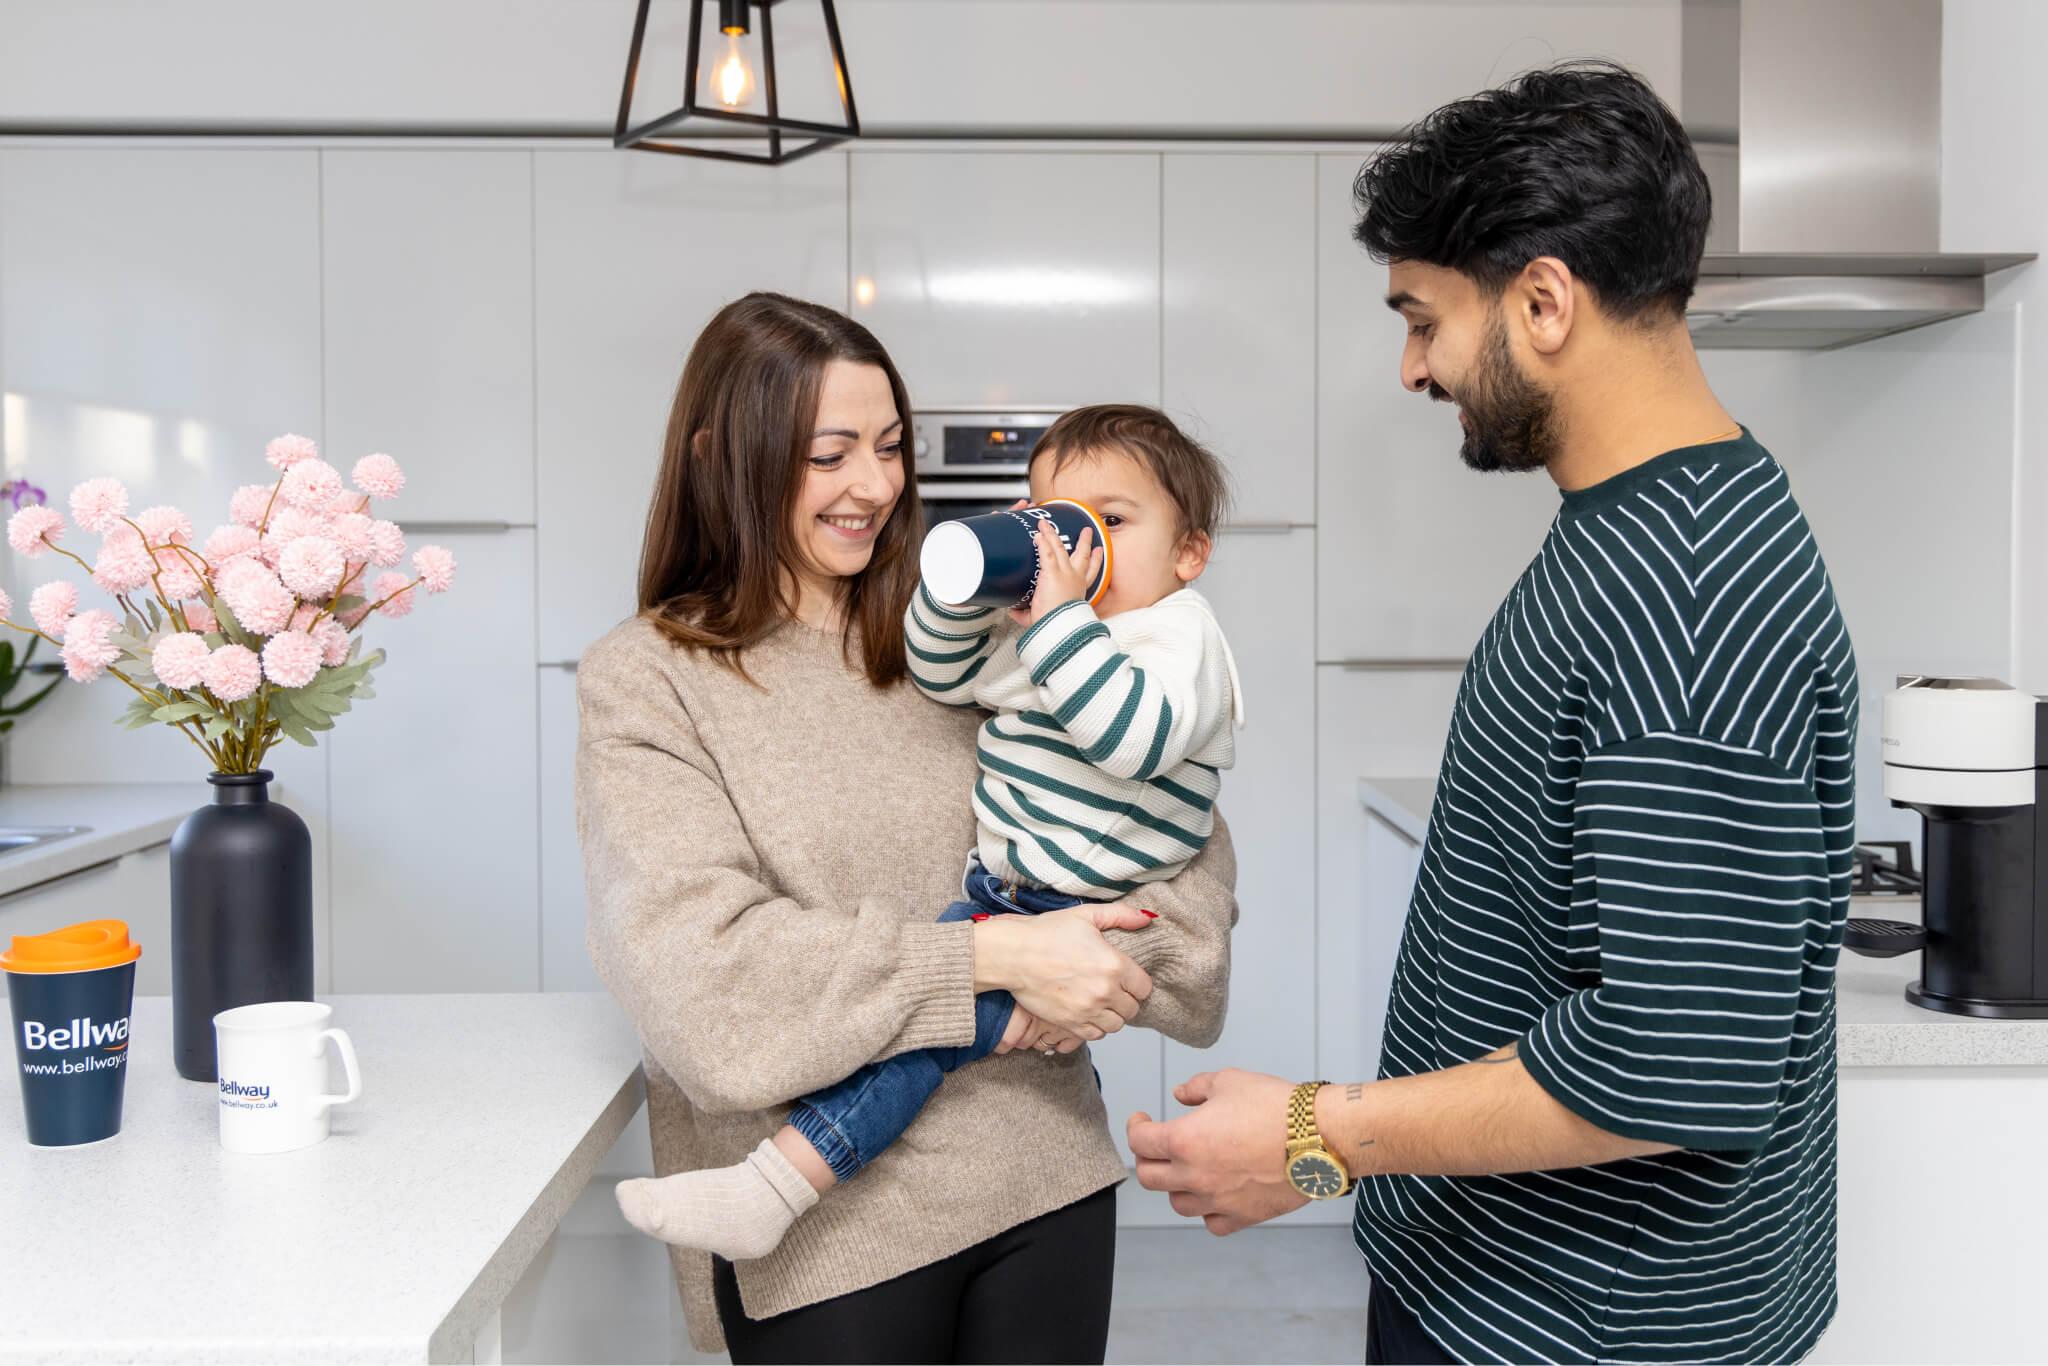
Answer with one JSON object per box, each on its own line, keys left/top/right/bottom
{"left": 1472, "top": 1042, "right": 1519, "bottom": 1065}
{"left": 1358, "top": 1138, "right": 1376, "bottom": 1150}
{"left": 1345, "top": 1083, "right": 1363, "bottom": 1102}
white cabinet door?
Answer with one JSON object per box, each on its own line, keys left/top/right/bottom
{"left": 1314, "top": 665, "right": 1459, "bottom": 1085}
{"left": 533, "top": 150, "right": 847, "bottom": 664}
{"left": 1314, "top": 153, "right": 1553, "bottom": 663}
{"left": 538, "top": 663, "right": 599, "bottom": 992}
{"left": 321, "top": 149, "right": 535, "bottom": 524}
{"left": 1163, "top": 155, "right": 1316, "bottom": 527}
{"left": 848, "top": 151, "right": 1160, "bottom": 408}
{"left": 1160, "top": 528, "right": 1316, "bottom": 1108}
{"left": 329, "top": 529, "right": 539, "bottom": 992}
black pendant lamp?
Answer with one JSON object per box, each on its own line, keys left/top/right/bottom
{"left": 614, "top": 0, "right": 860, "bottom": 165}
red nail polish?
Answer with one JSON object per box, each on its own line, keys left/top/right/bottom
{"left": 970, "top": 913, "right": 991, "bottom": 922}
{"left": 1140, "top": 909, "right": 1158, "bottom": 918}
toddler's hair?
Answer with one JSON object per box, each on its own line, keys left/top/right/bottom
{"left": 1031, "top": 404, "right": 1231, "bottom": 540}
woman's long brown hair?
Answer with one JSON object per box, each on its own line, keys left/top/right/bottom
{"left": 637, "top": 292, "right": 922, "bottom": 687}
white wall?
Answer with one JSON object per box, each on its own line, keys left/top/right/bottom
{"left": 0, "top": 0, "right": 1688, "bottom": 136}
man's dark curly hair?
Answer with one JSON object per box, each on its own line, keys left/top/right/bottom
{"left": 1353, "top": 61, "right": 1711, "bottom": 324}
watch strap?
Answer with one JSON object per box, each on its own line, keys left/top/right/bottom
{"left": 1287, "top": 1080, "right": 1328, "bottom": 1151}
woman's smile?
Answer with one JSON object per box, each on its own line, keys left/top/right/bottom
{"left": 818, "top": 511, "right": 879, "bottom": 540}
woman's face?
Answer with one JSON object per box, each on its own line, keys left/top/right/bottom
{"left": 791, "top": 360, "right": 906, "bottom": 586}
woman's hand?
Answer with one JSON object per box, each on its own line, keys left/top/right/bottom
{"left": 974, "top": 904, "right": 1156, "bottom": 1039}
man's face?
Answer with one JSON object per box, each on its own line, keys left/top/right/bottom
{"left": 1384, "top": 260, "right": 1559, "bottom": 474}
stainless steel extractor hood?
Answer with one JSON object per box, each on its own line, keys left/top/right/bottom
{"left": 1683, "top": 0, "right": 2034, "bottom": 350}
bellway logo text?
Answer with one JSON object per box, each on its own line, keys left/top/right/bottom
{"left": 219, "top": 1078, "right": 276, "bottom": 1110}
{"left": 21, "top": 1016, "right": 130, "bottom": 1051}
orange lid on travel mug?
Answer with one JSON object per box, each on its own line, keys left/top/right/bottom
{"left": 0, "top": 919, "right": 142, "bottom": 974}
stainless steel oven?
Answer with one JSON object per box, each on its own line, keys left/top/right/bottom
{"left": 911, "top": 409, "right": 1066, "bottom": 531}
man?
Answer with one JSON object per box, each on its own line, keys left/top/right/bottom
{"left": 1130, "top": 63, "right": 1855, "bottom": 1365}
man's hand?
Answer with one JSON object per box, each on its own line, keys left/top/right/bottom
{"left": 1127, "top": 1069, "right": 1310, "bottom": 1235}
{"left": 1011, "top": 518, "right": 1102, "bottom": 626}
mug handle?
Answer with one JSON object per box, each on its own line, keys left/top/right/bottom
{"left": 312, "top": 1027, "right": 362, "bottom": 1111}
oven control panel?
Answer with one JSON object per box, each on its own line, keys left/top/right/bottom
{"left": 913, "top": 411, "right": 1066, "bottom": 477}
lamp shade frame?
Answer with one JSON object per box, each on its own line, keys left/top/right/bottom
{"left": 614, "top": 0, "right": 861, "bottom": 166}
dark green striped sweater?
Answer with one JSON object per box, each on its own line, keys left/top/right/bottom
{"left": 1357, "top": 431, "right": 1856, "bottom": 1364}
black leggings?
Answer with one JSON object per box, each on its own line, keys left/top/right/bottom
{"left": 712, "top": 1185, "right": 1117, "bottom": 1365}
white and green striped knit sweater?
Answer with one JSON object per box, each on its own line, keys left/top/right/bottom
{"left": 904, "top": 585, "right": 1242, "bottom": 899}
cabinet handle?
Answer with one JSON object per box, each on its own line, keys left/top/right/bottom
{"left": 1220, "top": 522, "right": 1304, "bottom": 535}
{"left": 401, "top": 521, "right": 525, "bottom": 534}
{"left": 1334, "top": 658, "right": 1469, "bottom": 672}
{"left": 538, "top": 661, "right": 579, "bottom": 672}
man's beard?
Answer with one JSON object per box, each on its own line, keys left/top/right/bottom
{"left": 1432, "top": 316, "right": 1560, "bottom": 474}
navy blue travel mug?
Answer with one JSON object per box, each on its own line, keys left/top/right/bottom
{"left": 4, "top": 920, "right": 141, "bottom": 1147}
{"left": 920, "top": 499, "right": 1112, "bottom": 610}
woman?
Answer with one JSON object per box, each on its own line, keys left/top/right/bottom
{"left": 575, "top": 292, "right": 1237, "bottom": 1364}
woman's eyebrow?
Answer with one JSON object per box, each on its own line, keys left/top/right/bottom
{"left": 811, "top": 418, "right": 904, "bottom": 440}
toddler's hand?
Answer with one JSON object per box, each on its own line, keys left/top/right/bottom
{"left": 1011, "top": 519, "right": 1103, "bottom": 626}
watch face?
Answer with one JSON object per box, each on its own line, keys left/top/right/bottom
{"left": 1289, "top": 1151, "right": 1346, "bottom": 1200}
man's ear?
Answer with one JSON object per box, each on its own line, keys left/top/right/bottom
{"left": 1514, "top": 256, "right": 1577, "bottom": 358}
{"left": 1175, "top": 530, "right": 1214, "bottom": 584}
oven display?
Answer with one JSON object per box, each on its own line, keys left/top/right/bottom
{"left": 944, "top": 425, "right": 1050, "bottom": 466}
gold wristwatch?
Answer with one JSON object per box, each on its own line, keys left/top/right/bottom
{"left": 1285, "top": 1080, "right": 1352, "bottom": 1199}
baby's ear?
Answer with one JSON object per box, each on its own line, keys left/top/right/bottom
{"left": 1175, "top": 530, "right": 1214, "bottom": 583}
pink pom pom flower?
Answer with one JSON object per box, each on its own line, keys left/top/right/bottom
{"left": 367, "top": 519, "right": 406, "bottom": 567}
{"left": 312, "top": 617, "right": 351, "bottom": 666}
{"left": 217, "top": 560, "right": 297, "bottom": 635}
{"left": 411, "top": 545, "right": 456, "bottom": 595}
{"left": 92, "top": 530, "right": 156, "bottom": 594}
{"left": 278, "top": 535, "right": 345, "bottom": 600}
{"left": 134, "top": 505, "right": 193, "bottom": 545}
{"left": 372, "top": 571, "right": 416, "bottom": 619}
{"left": 69, "top": 478, "right": 130, "bottom": 535}
{"left": 261, "top": 630, "right": 322, "bottom": 689}
{"left": 8, "top": 505, "right": 64, "bottom": 559}
{"left": 351, "top": 453, "right": 406, "bottom": 501}
{"left": 328, "top": 512, "right": 374, "bottom": 561}
{"left": 202, "top": 644, "right": 262, "bottom": 701}
{"left": 152, "top": 633, "right": 212, "bottom": 690}
{"left": 281, "top": 458, "right": 343, "bottom": 511}
{"left": 265, "top": 434, "right": 319, "bottom": 471}
{"left": 203, "top": 523, "right": 262, "bottom": 567}
{"left": 230, "top": 484, "right": 277, "bottom": 530}
{"left": 154, "top": 556, "right": 204, "bottom": 601}
{"left": 181, "top": 598, "right": 218, "bottom": 634}
{"left": 60, "top": 609, "right": 121, "bottom": 683}
{"left": 29, "top": 582, "right": 78, "bottom": 638}
{"left": 0, "top": 588, "right": 12, "bottom": 622}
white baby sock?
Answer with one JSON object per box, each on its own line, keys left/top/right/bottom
{"left": 614, "top": 1137, "right": 821, "bottom": 1260}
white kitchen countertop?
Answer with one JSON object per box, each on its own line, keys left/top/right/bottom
{"left": 0, "top": 783, "right": 197, "bottom": 898}
{"left": 1357, "top": 775, "right": 2048, "bottom": 1071}
{"left": 1, "top": 992, "right": 647, "bottom": 1364}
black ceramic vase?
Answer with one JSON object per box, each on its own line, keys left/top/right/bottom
{"left": 169, "top": 770, "right": 314, "bottom": 1081}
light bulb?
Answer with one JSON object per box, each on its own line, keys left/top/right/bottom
{"left": 714, "top": 33, "right": 754, "bottom": 109}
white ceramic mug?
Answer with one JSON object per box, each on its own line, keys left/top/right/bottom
{"left": 212, "top": 1001, "right": 361, "bottom": 1154}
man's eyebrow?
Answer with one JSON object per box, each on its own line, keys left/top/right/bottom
{"left": 1385, "top": 290, "right": 1425, "bottom": 313}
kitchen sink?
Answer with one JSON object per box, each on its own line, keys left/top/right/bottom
{"left": 0, "top": 825, "right": 90, "bottom": 857}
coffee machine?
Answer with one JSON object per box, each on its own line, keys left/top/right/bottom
{"left": 1845, "top": 677, "right": 2048, "bottom": 1018}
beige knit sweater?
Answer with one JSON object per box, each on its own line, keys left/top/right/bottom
{"left": 574, "top": 614, "right": 1239, "bottom": 1353}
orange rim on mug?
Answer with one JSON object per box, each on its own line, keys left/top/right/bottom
{"left": 1039, "top": 498, "right": 1114, "bottom": 609}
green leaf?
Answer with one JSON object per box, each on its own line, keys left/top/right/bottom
{"left": 151, "top": 701, "right": 209, "bottom": 722}
{"left": 304, "top": 692, "right": 350, "bottom": 716}
{"left": 279, "top": 717, "right": 317, "bottom": 747}
{"left": 351, "top": 684, "right": 376, "bottom": 702}
{"left": 108, "top": 631, "right": 147, "bottom": 653}
{"left": 330, "top": 595, "right": 367, "bottom": 618}
{"left": 202, "top": 716, "right": 232, "bottom": 742}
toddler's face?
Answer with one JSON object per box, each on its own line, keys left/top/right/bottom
{"left": 1027, "top": 445, "right": 1210, "bottom": 618}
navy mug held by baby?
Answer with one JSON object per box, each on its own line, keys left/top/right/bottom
{"left": 920, "top": 499, "right": 1113, "bottom": 610}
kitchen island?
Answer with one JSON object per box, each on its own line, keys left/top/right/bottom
{"left": 1, "top": 992, "right": 646, "bottom": 1363}
{"left": 1356, "top": 775, "right": 2046, "bottom": 1364}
